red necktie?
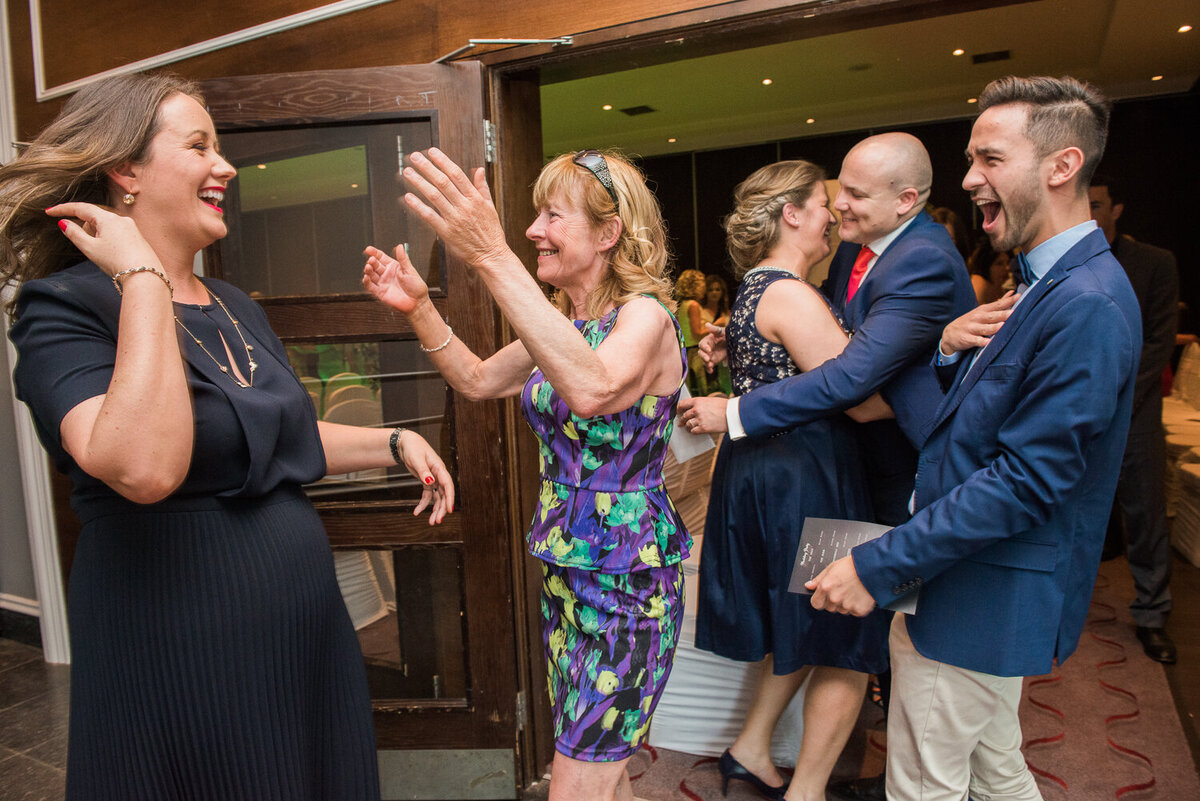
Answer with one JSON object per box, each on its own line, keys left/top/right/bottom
{"left": 846, "top": 246, "right": 875, "bottom": 302}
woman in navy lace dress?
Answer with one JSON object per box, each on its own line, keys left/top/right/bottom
{"left": 694, "top": 161, "right": 894, "bottom": 801}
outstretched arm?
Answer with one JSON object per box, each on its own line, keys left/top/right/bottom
{"left": 318, "top": 422, "right": 454, "bottom": 524}
{"left": 738, "top": 244, "right": 966, "bottom": 438}
{"left": 398, "top": 148, "right": 681, "bottom": 415}
{"left": 363, "top": 244, "right": 532, "bottom": 400}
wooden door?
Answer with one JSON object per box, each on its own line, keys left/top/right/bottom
{"left": 200, "top": 63, "right": 524, "bottom": 798}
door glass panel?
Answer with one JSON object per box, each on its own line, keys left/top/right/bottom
{"left": 335, "top": 546, "right": 467, "bottom": 700}
{"left": 282, "top": 339, "right": 449, "bottom": 502}
{"left": 216, "top": 119, "right": 441, "bottom": 297}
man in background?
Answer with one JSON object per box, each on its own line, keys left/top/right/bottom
{"left": 1090, "top": 174, "right": 1179, "bottom": 664}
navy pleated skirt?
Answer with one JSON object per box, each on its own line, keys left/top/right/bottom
{"left": 65, "top": 486, "right": 380, "bottom": 801}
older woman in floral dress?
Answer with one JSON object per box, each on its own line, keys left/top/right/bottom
{"left": 364, "top": 147, "right": 689, "bottom": 801}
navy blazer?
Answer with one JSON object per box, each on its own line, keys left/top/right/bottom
{"left": 852, "top": 228, "right": 1141, "bottom": 677}
{"left": 739, "top": 211, "right": 975, "bottom": 445}
{"left": 736, "top": 211, "right": 974, "bottom": 523}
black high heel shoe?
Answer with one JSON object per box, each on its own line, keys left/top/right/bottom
{"left": 717, "top": 749, "right": 788, "bottom": 800}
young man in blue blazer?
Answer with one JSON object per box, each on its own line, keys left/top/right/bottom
{"left": 808, "top": 76, "right": 1140, "bottom": 801}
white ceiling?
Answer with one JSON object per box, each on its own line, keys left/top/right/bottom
{"left": 540, "top": 0, "right": 1199, "bottom": 158}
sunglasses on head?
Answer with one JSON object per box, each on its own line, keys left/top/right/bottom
{"left": 573, "top": 150, "right": 620, "bottom": 211}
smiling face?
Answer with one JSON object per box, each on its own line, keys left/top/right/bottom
{"left": 795, "top": 184, "right": 837, "bottom": 264}
{"left": 963, "top": 104, "right": 1049, "bottom": 252}
{"left": 125, "top": 93, "right": 236, "bottom": 253}
{"left": 834, "top": 146, "right": 907, "bottom": 245}
{"left": 525, "top": 188, "right": 613, "bottom": 294}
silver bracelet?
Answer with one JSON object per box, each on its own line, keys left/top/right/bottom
{"left": 420, "top": 323, "right": 454, "bottom": 354}
{"left": 112, "top": 266, "right": 173, "bottom": 297}
{"left": 388, "top": 426, "right": 408, "bottom": 465}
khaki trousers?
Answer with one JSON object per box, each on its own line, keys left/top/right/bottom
{"left": 885, "top": 615, "right": 1043, "bottom": 801}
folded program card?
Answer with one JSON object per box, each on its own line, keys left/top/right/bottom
{"left": 788, "top": 516, "right": 918, "bottom": 614}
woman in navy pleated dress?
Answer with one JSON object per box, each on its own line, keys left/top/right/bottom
{"left": 1, "top": 73, "right": 453, "bottom": 801}
{"left": 693, "top": 161, "right": 894, "bottom": 801}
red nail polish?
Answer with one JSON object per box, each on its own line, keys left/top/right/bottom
{"left": 57, "top": 220, "right": 67, "bottom": 231}
{"left": 424, "top": 477, "right": 434, "bottom": 485}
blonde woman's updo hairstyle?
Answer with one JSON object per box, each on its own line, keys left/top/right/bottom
{"left": 676, "top": 269, "right": 706, "bottom": 303}
{"left": 0, "top": 72, "right": 203, "bottom": 318}
{"left": 532, "top": 150, "right": 675, "bottom": 319}
{"left": 723, "top": 160, "right": 826, "bottom": 277}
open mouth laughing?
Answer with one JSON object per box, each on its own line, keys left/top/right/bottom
{"left": 199, "top": 187, "right": 225, "bottom": 213}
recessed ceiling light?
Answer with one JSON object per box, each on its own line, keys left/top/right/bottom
{"left": 1152, "top": 75, "right": 1164, "bottom": 81}
{"left": 762, "top": 78, "right": 773, "bottom": 86}
{"left": 967, "top": 97, "right": 978, "bottom": 104}
{"left": 1179, "top": 25, "right": 1193, "bottom": 33}
{"left": 806, "top": 118, "right": 815, "bottom": 124}
{"left": 667, "top": 138, "right": 677, "bottom": 143}
{"left": 256, "top": 164, "right": 267, "bottom": 169}
{"left": 953, "top": 48, "right": 965, "bottom": 56}
{"left": 602, "top": 104, "right": 613, "bottom": 111}
{"left": 351, "top": 183, "right": 359, "bottom": 189}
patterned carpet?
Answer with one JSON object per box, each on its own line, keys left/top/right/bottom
{"left": 524, "top": 558, "right": 1200, "bottom": 800}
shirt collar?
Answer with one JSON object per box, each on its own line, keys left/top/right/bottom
{"left": 1022, "top": 220, "right": 1098, "bottom": 285}
{"left": 865, "top": 213, "right": 920, "bottom": 259}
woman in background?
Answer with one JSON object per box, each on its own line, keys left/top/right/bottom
{"left": 1, "top": 73, "right": 452, "bottom": 801}
{"left": 930, "top": 205, "right": 972, "bottom": 262}
{"left": 694, "top": 161, "right": 893, "bottom": 801}
{"left": 702, "top": 273, "right": 733, "bottom": 395}
{"left": 676, "top": 267, "right": 711, "bottom": 396}
{"left": 967, "top": 238, "right": 1014, "bottom": 305}
{"left": 364, "top": 147, "right": 689, "bottom": 801}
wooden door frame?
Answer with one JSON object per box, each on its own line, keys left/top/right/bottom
{"left": 477, "top": 0, "right": 1024, "bottom": 81}
{"left": 199, "top": 63, "right": 523, "bottom": 761}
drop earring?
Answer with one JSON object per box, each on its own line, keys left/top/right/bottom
{"left": 122, "top": 193, "right": 135, "bottom": 206}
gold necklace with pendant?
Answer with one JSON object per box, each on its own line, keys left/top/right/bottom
{"left": 174, "top": 287, "right": 257, "bottom": 388}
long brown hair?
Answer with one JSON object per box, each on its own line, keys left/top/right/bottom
{"left": 0, "top": 72, "right": 203, "bottom": 317}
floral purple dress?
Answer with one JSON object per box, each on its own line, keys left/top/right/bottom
{"left": 521, "top": 299, "right": 691, "bottom": 761}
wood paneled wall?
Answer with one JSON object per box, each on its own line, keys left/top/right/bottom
{"left": 6, "top": 0, "right": 713, "bottom": 138}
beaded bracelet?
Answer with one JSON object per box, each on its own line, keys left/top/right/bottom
{"left": 388, "top": 426, "right": 408, "bottom": 465}
{"left": 420, "top": 324, "right": 454, "bottom": 354}
{"left": 112, "top": 266, "right": 173, "bottom": 297}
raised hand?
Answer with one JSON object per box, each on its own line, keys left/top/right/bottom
{"left": 401, "top": 148, "right": 512, "bottom": 271}
{"left": 939, "top": 291, "right": 1019, "bottom": 357}
{"left": 46, "top": 202, "right": 162, "bottom": 278}
{"left": 362, "top": 244, "right": 431, "bottom": 315}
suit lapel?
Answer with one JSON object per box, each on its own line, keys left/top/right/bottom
{"left": 845, "top": 212, "right": 934, "bottom": 327}
{"left": 924, "top": 229, "right": 1111, "bottom": 437}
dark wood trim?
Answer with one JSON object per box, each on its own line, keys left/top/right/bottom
{"left": 485, "top": 67, "right": 557, "bottom": 784}
{"left": 479, "top": 0, "right": 1026, "bottom": 82}
{"left": 255, "top": 296, "right": 450, "bottom": 342}
{"left": 198, "top": 62, "right": 521, "bottom": 754}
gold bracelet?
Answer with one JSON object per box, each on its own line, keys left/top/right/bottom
{"left": 419, "top": 323, "right": 453, "bottom": 354}
{"left": 112, "top": 266, "right": 173, "bottom": 297}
